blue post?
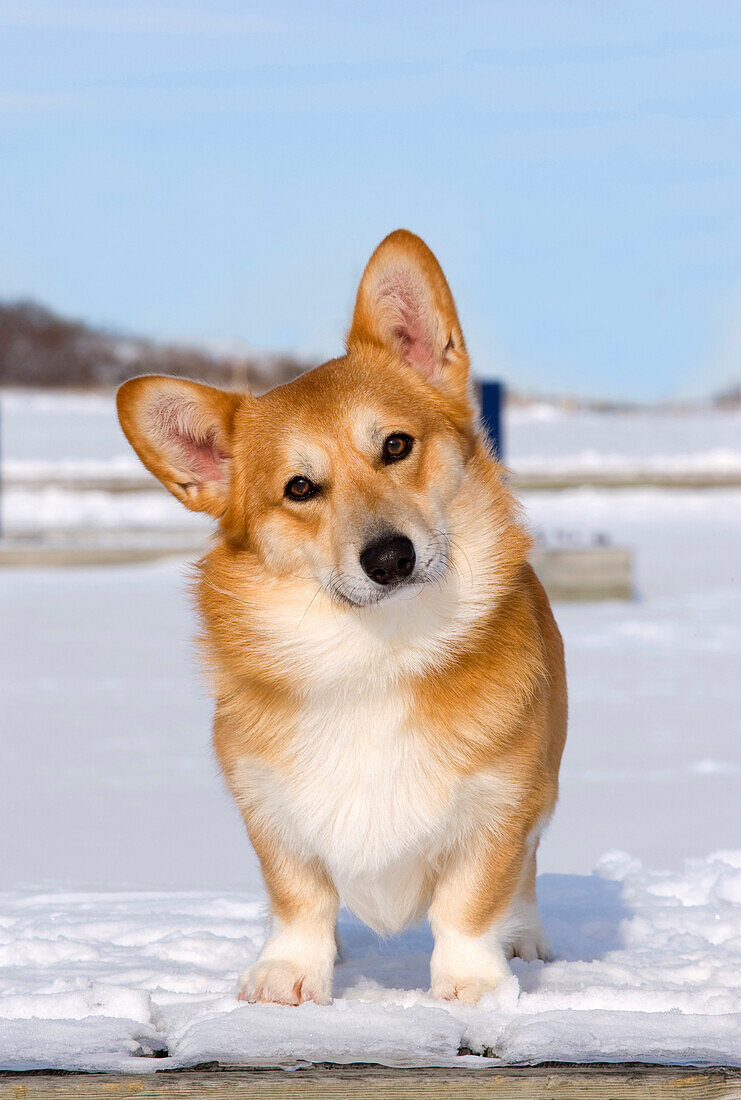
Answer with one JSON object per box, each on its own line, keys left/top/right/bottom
{"left": 480, "top": 380, "right": 505, "bottom": 461}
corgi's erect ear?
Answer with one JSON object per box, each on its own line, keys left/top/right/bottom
{"left": 347, "top": 229, "right": 470, "bottom": 407}
{"left": 116, "top": 376, "right": 242, "bottom": 516}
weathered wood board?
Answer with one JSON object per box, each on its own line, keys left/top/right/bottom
{"left": 530, "top": 546, "right": 634, "bottom": 602}
{"left": 6, "top": 470, "right": 741, "bottom": 493}
{"left": 1, "top": 1064, "right": 740, "bottom": 1099}
{"left": 0, "top": 529, "right": 206, "bottom": 567}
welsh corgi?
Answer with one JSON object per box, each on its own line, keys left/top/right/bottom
{"left": 117, "top": 230, "right": 567, "bottom": 1006}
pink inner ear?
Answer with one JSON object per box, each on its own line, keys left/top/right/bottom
{"left": 154, "top": 396, "right": 229, "bottom": 484}
{"left": 175, "top": 428, "right": 229, "bottom": 484}
{"left": 379, "top": 270, "right": 436, "bottom": 379}
{"left": 392, "top": 319, "right": 434, "bottom": 377}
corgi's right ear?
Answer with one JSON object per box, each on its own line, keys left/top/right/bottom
{"left": 116, "top": 376, "right": 242, "bottom": 516}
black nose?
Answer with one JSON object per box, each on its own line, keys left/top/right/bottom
{"left": 360, "top": 535, "right": 416, "bottom": 586}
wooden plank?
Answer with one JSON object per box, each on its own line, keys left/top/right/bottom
{"left": 531, "top": 546, "right": 634, "bottom": 602}
{"left": 1, "top": 1065, "right": 740, "bottom": 1099}
{"left": 3, "top": 475, "right": 157, "bottom": 494}
{"left": 6, "top": 471, "right": 741, "bottom": 495}
{"left": 0, "top": 541, "right": 203, "bottom": 568}
{"left": 511, "top": 473, "right": 741, "bottom": 490}
{"left": 0, "top": 529, "right": 206, "bottom": 567}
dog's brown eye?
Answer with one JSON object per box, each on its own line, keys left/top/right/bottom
{"left": 285, "top": 476, "right": 319, "bottom": 501}
{"left": 383, "top": 433, "right": 413, "bottom": 464}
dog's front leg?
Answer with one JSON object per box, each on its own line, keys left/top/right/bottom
{"left": 428, "top": 825, "right": 534, "bottom": 1004}
{"left": 238, "top": 825, "right": 339, "bottom": 1006}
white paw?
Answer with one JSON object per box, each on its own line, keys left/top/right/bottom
{"left": 238, "top": 958, "right": 332, "bottom": 1006}
{"left": 504, "top": 915, "right": 552, "bottom": 962}
{"left": 429, "top": 926, "right": 512, "bottom": 1005}
{"left": 505, "top": 930, "right": 551, "bottom": 962}
{"left": 431, "top": 974, "right": 502, "bottom": 1004}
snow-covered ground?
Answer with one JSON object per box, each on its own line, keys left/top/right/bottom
{"left": 0, "top": 390, "right": 739, "bottom": 1069}
{"left": 507, "top": 402, "right": 741, "bottom": 478}
{"left": 1, "top": 392, "right": 133, "bottom": 469}
{"left": 2, "top": 852, "right": 740, "bottom": 1071}
{"left": 3, "top": 390, "right": 741, "bottom": 492}
{"left": 5, "top": 487, "right": 201, "bottom": 533}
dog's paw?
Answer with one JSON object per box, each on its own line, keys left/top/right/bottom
{"left": 238, "top": 959, "right": 332, "bottom": 1006}
{"left": 504, "top": 928, "right": 552, "bottom": 963}
{"left": 430, "top": 927, "right": 512, "bottom": 1005}
{"left": 431, "top": 974, "right": 501, "bottom": 1004}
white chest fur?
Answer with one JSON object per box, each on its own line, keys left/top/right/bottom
{"left": 232, "top": 685, "right": 456, "bottom": 933}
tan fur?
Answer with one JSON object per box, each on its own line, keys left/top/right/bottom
{"left": 117, "top": 229, "right": 567, "bottom": 1005}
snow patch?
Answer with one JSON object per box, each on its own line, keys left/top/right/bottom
{"left": 0, "top": 851, "right": 739, "bottom": 1071}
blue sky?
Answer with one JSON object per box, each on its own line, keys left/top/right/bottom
{"left": 0, "top": 1, "right": 739, "bottom": 399}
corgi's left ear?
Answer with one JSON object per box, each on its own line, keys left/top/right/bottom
{"left": 347, "top": 229, "right": 470, "bottom": 408}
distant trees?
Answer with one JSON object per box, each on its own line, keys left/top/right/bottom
{"left": 713, "top": 383, "right": 741, "bottom": 409}
{"left": 0, "top": 301, "right": 309, "bottom": 391}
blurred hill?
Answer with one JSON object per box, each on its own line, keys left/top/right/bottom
{"left": 0, "top": 300, "right": 311, "bottom": 392}
{"left": 713, "top": 383, "right": 741, "bottom": 409}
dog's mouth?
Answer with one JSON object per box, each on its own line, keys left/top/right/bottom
{"left": 326, "top": 533, "right": 451, "bottom": 609}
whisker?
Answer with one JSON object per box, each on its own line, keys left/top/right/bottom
{"left": 296, "top": 583, "right": 324, "bottom": 630}
{"left": 446, "top": 534, "right": 474, "bottom": 586}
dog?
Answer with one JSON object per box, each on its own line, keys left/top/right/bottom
{"left": 117, "top": 230, "right": 567, "bottom": 1006}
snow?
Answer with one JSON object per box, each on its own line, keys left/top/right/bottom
{"left": 4, "top": 487, "right": 206, "bottom": 532}
{"left": 170, "top": 1001, "right": 465, "bottom": 1069}
{"left": 0, "top": 391, "right": 127, "bottom": 468}
{"left": 0, "top": 853, "right": 739, "bottom": 1071}
{"left": 4, "top": 457, "right": 142, "bottom": 479}
{"left": 3, "top": 390, "right": 741, "bottom": 492}
{"left": 513, "top": 447, "right": 741, "bottom": 478}
{"left": 1, "top": 391, "right": 739, "bottom": 1069}
{"left": 506, "top": 403, "right": 741, "bottom": 473}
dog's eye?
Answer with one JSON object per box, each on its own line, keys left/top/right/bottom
{"left": 382, "top": 433, "right": 413, "bottom": 464}
{"left": 285, "top": 476, "right": 319, "bottom": 501}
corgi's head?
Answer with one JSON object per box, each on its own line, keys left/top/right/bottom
{"left": 118, "top": 231, "right": 489, "bottom": 609}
